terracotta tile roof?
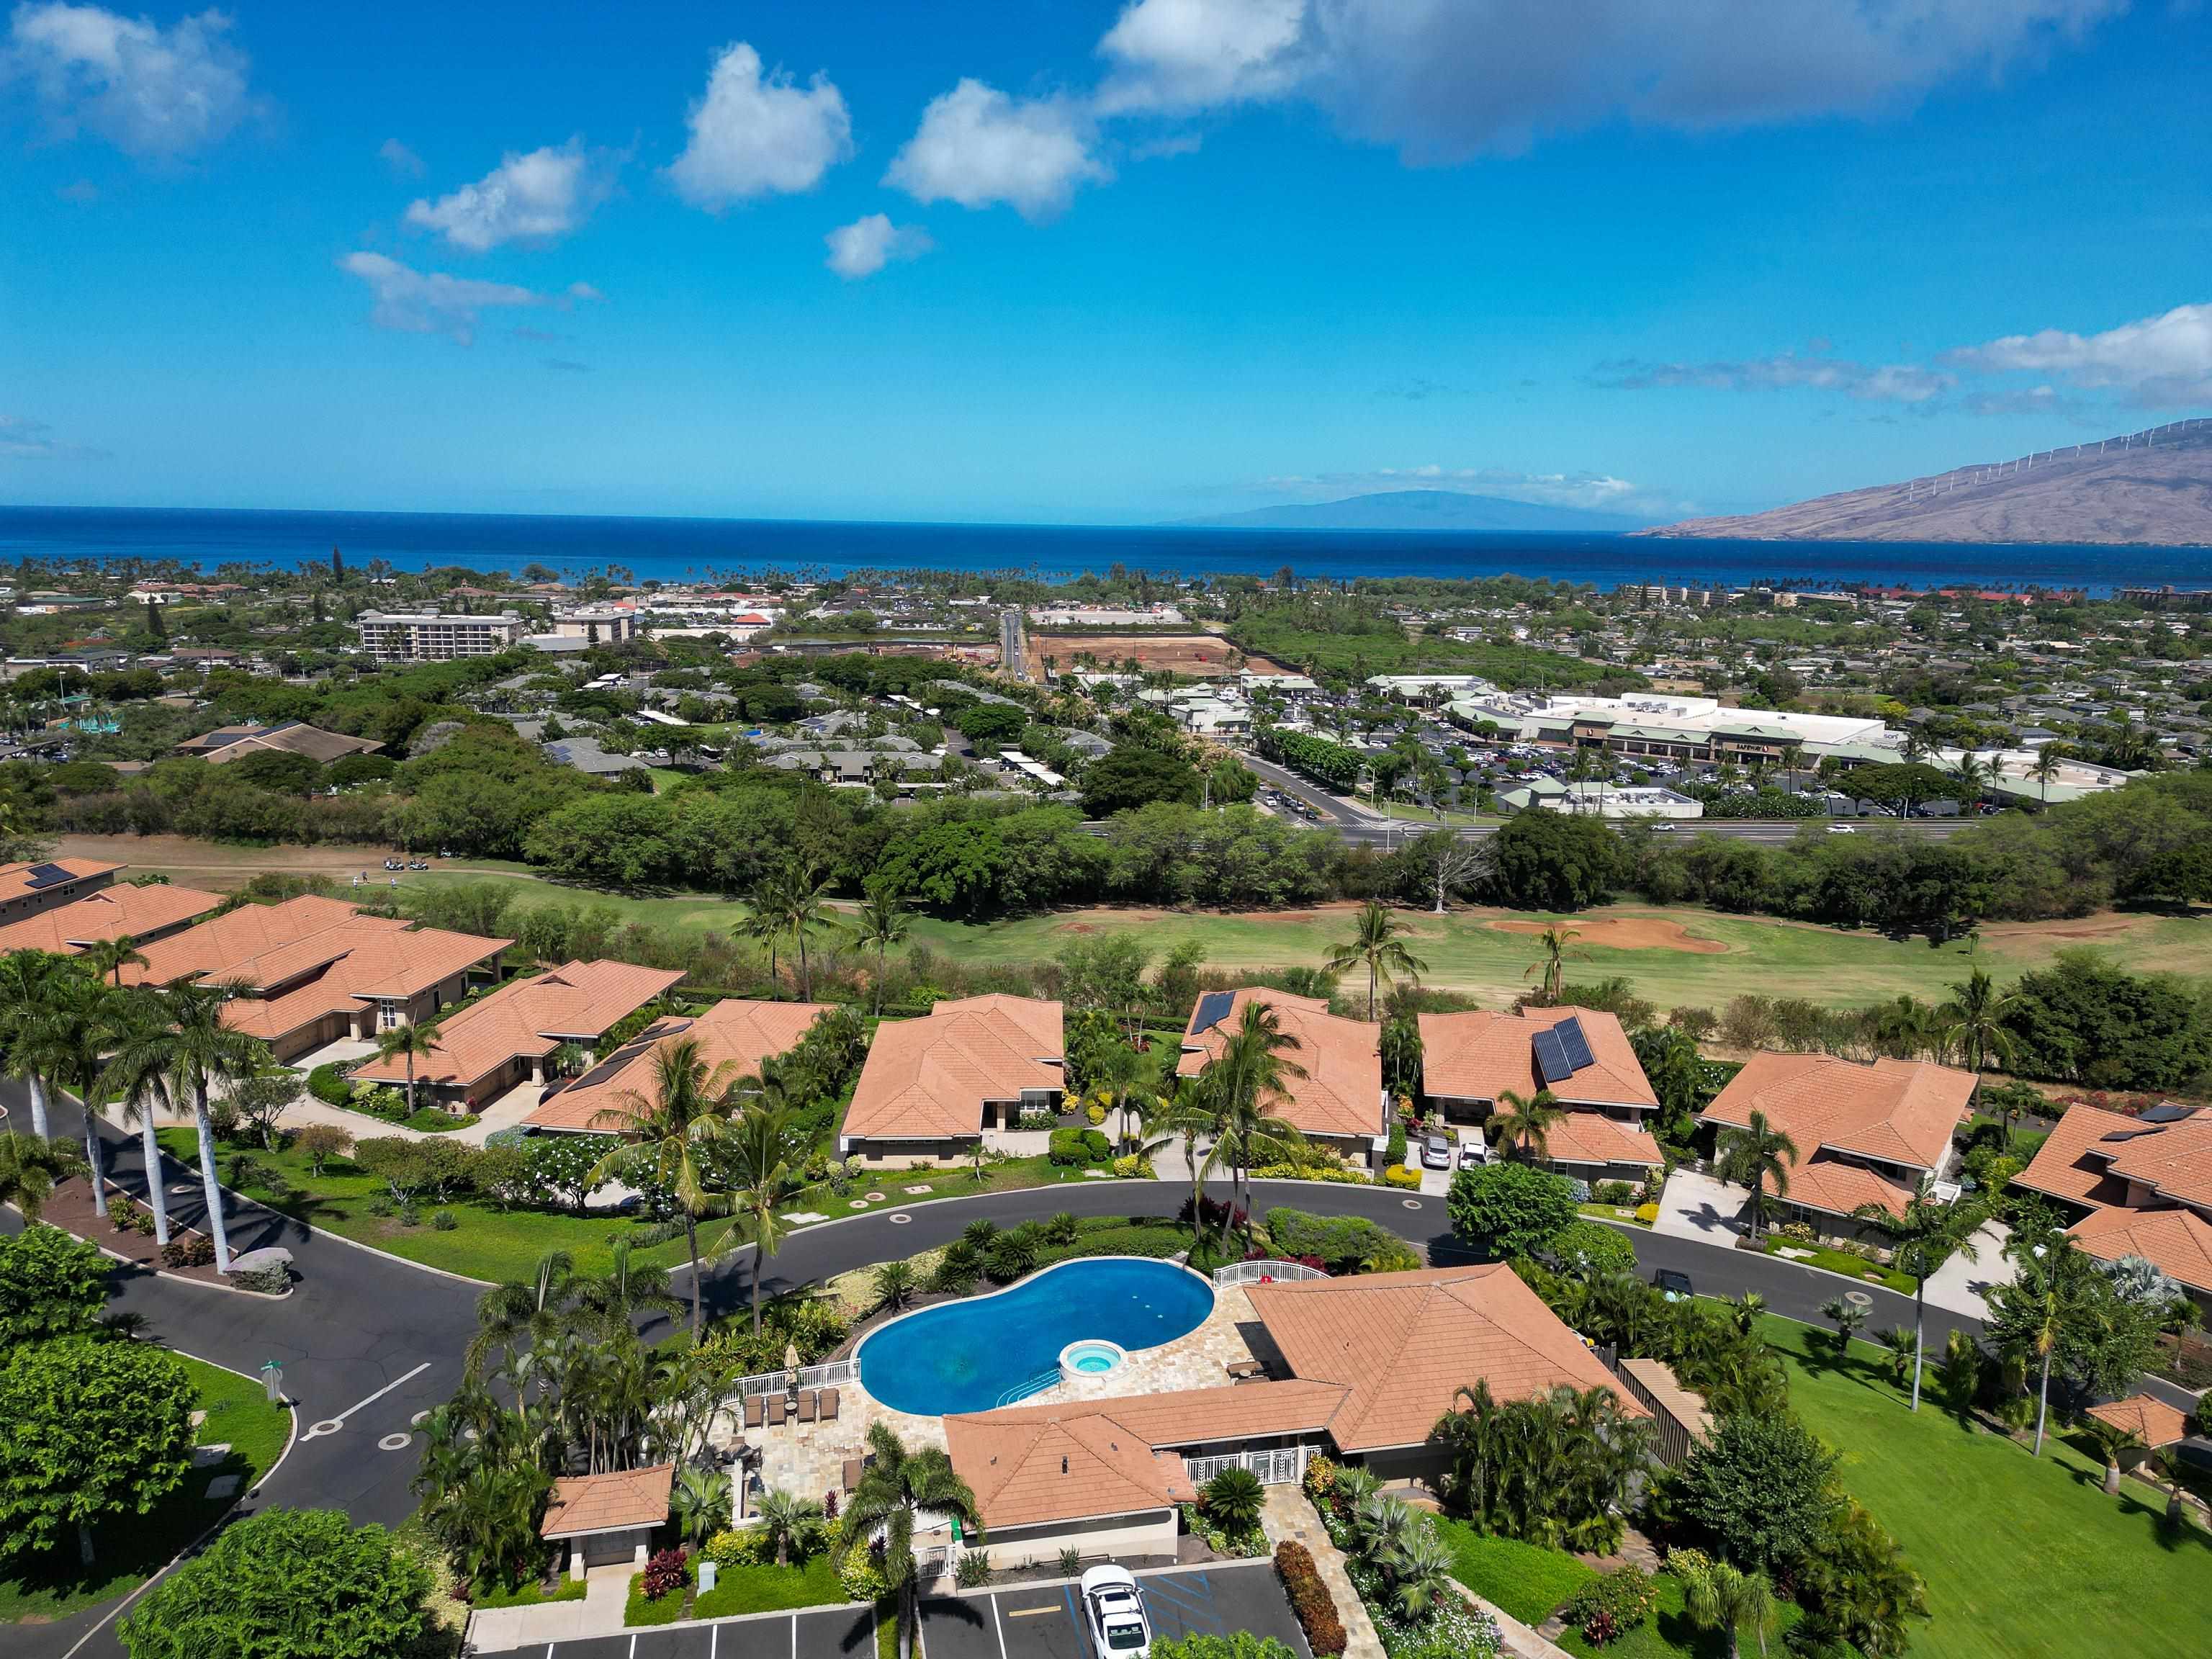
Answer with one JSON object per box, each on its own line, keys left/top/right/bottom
{"left": 2095, "top": 1110, "right": 2212, "bottom": 1211}
{"left": 2069, "top": 1205, "right": 2212, "bottom": 1294}
{"left": 0, "top": 882, "right": 223, "bottom": 956}
{"left": 1246, "top": 1264, "right": 1645, "bottom": 1453}
{"left": 179, "top": 721, "right": 385, "bottom": 764}
{"left": 526, "top": 997, "right": 834, "bottom": 1131}
{"left": 1417, "top": 1006, "right": 1658, "bottom": 1111}
{"left": 539, "top": 1464, "right": 673, "bottom": 1538}
{"left": 1700, "top": 1052, "right": 1975, "bottom": 1174}
{"left": 1773, "top": 1157, "right": 1919, "bottom": 1220}
{"left": 945, "top": 1380, "right": 1348, "bottom": 1529}
{"left": 2085, "top": 1393, "right": 2192, "bottom": 1449}
{"left": 1177, "top": 989, "right": 1383, "bottom": 1141}
{"left": 1541, "top": 1110, "right": 1665, "bottom": 1171}
{"left": 0, "top": 857, "right": 120, "bottom": 900}
{"left": 124, "top": 894, "right": 371, "bottom": 986}
{"left": 2015, "top": 1102, "right": 2137, "bottom": 1207}
{"left": 841, "top": 996, "right": 1063, "bottom": 1143}
{"left": 352, "top": 960, "right": 685, "bottom": 1091}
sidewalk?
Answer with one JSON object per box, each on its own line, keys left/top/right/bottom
{"left": 464, "top": 1563, "right": 631, "bottom": 1651}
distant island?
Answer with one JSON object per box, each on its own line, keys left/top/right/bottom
{"left": 1174, "top": 488, "right": 1657, "bottom": 533}
{"left": 1645, "top": 417, "right": 2212, "bottom": 546}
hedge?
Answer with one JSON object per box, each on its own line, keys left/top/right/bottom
{"left": 1274, "top": 1539, "right": 1346, "bottom": 1657}
{"left": 306, "top": 1061, "right": 354, "bottom": 1106}
{"left": 1048, "top": 1127, "right": 1112, "bottom": 1167}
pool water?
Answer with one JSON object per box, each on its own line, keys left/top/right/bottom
{"left": 857, "top": 1258, "right": 1214, "bottom": 1416}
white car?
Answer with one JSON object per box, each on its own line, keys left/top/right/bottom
{"left": 1080, "top": 1565, "right": 1152, "bottom": 1658}
{"left": 1827, "top": 823, "right": 1857, "bottom": 835}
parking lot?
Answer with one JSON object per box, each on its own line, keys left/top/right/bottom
{"left": 920, "top": 1561, "right": 1310, "bottom": 1659}
{"left": 519, "top": 1601, "right": 878, "bottom": 1659}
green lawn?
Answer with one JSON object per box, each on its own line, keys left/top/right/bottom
{"left": 1766, "top": 1316, "right": 2212, "bottom": 1659}
{"left": 690, "top": 1553, "right": 844, "bottom": 1618}
{"left": 470, "top": 1575, "right": 588, "bottom": 1609}
{"left": 0, "top": 1352, "right": 290, "bottom": 1625}
{"left": 1434, "top": 1521, "right": 1596, "bottom": 1625}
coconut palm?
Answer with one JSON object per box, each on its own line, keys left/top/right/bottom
{"left": 82, "top": 936, "right": 148, "bottom": 987}
{"left": 0, "top": 949, "right": 66, "bottom": 1138}
{"left": 1949, "top": 752, "right": 1990, "bottom": 808}
{"left": 844, "top": 891, "right": 911, "bottom": 1016}
{"left": 753, "top": 1485, "right": 823, "bottom": 1567}
{"left": 757, "top": 861, "right": 835, "bottom": 1002}
{"left": 716, "top": 1102, "right": 793, "bottom": 1339}
{"left": 1714, "top": 1110, "right": 1797, "bottom": 1244}
{"left": 2031, "top": 745, "right": 2062, "bottom": 809}
{"left": 1678, "top": 1557, "right": 1777, "bottom": 1659}
{"left": 0, "top": 1131, "right": 86, "bottom": 1224}
{"left": 670, "top": 1465, "right": 733, "bottom": 1546}
{"left": 572, "top": 1238, "right": 680, "bottom": 1333}
{"left": 466, "top": 1250, "right": 579, "bottom": 1382}
{"left": 1851, "top": 1191, "right": 1990, "bottom": 1411}
{"left": 834, "top": 1422, "right": 985, "bottom": 1659}
{"left": 587, "top": 1036, "right": 739, "bottom": 1339}
{"left": 97, "top": 986, "right": 184, "bottom": 1246}
{"left": 1521, "top": 926, "right": 1583, "bottom": 1004}
{"left": 372, "top": 1018, "right": 444, "bottom": 1118}
{"left": 1325, "top": 900, "right": 1429, "bottom": 1020}
{"left": 17, "top": 971, "right": 111, "bottom": 1210}
{"left": 1195, "top": 1000, "right": 1308, "bottom": 1253}
{"left": 1984, "top": 1216, "right": 2090, "bottom": 1456}
{"left": 104, "top": 978, "right": 264, "bottom": 1273}
{"left": 1488, "top": 1087, "right": 1566, "bottom": 1164}
{"left": 1941, "top": 968, "right": 2019, "bottom": 1140}
{"left": 739, "top": 883, "right": 785, "bottom": 997}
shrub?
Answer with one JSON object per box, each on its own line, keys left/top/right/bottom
{"left": 1593, "top": 1180, "right": 1635, "bottom": 1205}
{"left": 1085, "top": 1102, "right": 1107, "bottom": 1125}
{"left": 1017, "top": 1107, "right": 1059, "bottom": 1130}
{"left": 1385, "top": 1121, "right": 1408, "bottom": 1167}
{"left": 837, "top": 1548, "right": 886, "bottom": 1601}
{"left": 1301, "top": 1454, "right": 1339, "bottom": 1507}
{"left": 163, "top": 1234, "right": 216, "bottom": 1269}
{"left": 431, "top": 1210, "right": 459, "bottom": 1232}
{"left": 1043, "top": 1212, "right": 1082, "bottom": 1245}
{"left": 1274, "top": 1540, "right": 1348, "bottom": 1658}
{"left": 954, "top": 1550, "right": 993, "bottom": 1588}
{"left": 306, "top": 1061, "right": 354, "bottom": 1106}
{"left": 1446, "top": 1163, "right": 1577, "bottom": 1260}
{"left": 1563, "top": 1567, "right": 1656, "bottom": 1645}
{"left": 1635, "top": 1202, "right": 1660, "bottom": 1225}
{"left": 1547, "top": 1219, "right": 1637, "bottom": 1280}
{"left": 1048, "top": 1127, "right": 1110, "bottom": 1166}
{"left": 1112, "top": 1154, "right": 1152, "bottom": 1178}
{"left": 639, "top": 1547, "right": 690, "bottom": 1600}
{"left": 1200, "top": 1466, "right": 1265, "bottom": 1533}
{"left": 1058, "top": 1546, "right": 1083, "bottom": 1578}
{"left": 292, "top": 1123, "right": 354, "bottom": 1175}
{"left": 0, "top": 1225, "right": 109, "bottom": 1343}
{"left": 1383, "top": 1165, "right": 1421, "bottom": 1189}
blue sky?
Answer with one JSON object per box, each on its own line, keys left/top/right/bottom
{"left": 2, "top": 1, "right": 2208, "bottom": 525}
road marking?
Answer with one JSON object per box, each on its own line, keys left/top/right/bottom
{"left": 299, "top": 1361, "right": 431, "bottom": 1439}
{"left": 1006, "top": 1606, "right": 1060, "bottom": 1616}
{"left": 992, "top": 1593, "right": 1009, "bottom": 1659}
{"left": 792, "top": 1614, "right": 799, "bottom": 1659}
{"left": 631, "top": 1636, "right": 639, "bottom": 1658}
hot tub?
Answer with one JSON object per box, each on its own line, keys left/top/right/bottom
{"left": 1059, "top": 1339, "right": 1130, "bottom": 1385}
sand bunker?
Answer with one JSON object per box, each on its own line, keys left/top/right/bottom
{"left": 1488, "top": 915, "right": 1728, "bottom": 955}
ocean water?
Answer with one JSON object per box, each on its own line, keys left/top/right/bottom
{"left": 3, "top": 504, "right": 2209, "bottom": 595}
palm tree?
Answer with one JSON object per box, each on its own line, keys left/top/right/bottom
{"left": 97, "top": 986, "right": 184, "bottom": 1247}
{"left": 1949, "top": 752, "right": 1990, "bottom": 809}
{"left": 1941, "top": 967, "right": 2019, "bottom": 1141}
{"left": 760, "top": 861, "right": 835, "bottom": 1002}
{"left": 1160, "top": 1087, "right": 1219, "bottom": 1251}
{"left": 1325, "top": 900, "right": 1429, "bottom": 1020}
{"left": 1678, "top": 1557, "right": 1776, "bottom": 1659}
{"left": 833, "top": 1422, "right": 985, "bottom": 1659}
{"left": 466, "top": 1250, "right": 578, "bottom": 1381}
{"left": 1522, "top": 926, "right": 1583, "bottom": 1004}
{"left": 0, "top": 1131, "right": 86, "bottom": 1223}
{"left": 1851, "top": 1191, "right": 1990, "bottom": 1411}
{"left": 1714, "top": 1110, "right": 1797, "bottom": 1243}
{"left": 845, "top": 891, "right": 911, "bottom": 1016}
{"left": 0, "top": 950, "right": 64, "bottom": 1139}
{"left": 588, "top": 1036, "right": 739, "bottom": 1339}
{"left": 1385, "top": 1524, "right": 1457, "bottom": 1623}
{"left": 2031, "top": 745, "right": 2062, "bottom": 809}
{"left": 2083, "top": 1416, "right": 2146, "bottom": 1498}
{"left": 373, "top": 1019, "right": 444, "bottom": 1118}
{"left": 1487, "top": 1087, "right": 1565, "bottom": 1165}
{"left": 572, "top": 1238, "right": 680, "bottom": 1333}
{"left": 717, "top": 1103, "right": 793, "bottom": 1339}
{"left": 1984, "top": 1217, "right": 2088, "bottom": 1456}
{"left": 753, "top": 1486, "right": 822, "bottom": 1568}
{"left": 1196, "top": 1001, "right": 1308, "bottom": 1253}
{"left": 739, "top": 882, "right": 785, "bottom": 997}
{"left": 873, "top": 1259, "right": 918, "bottom": 1314}
{"left": 670, "top": 1465, "right": 732, "bottom": 1546}
{"left": 83, "top": 936, "right": 148, "bottom": 987}
{"left": 105, "top": 978, "right": 264, "bottom": 1273}
{"left": 18, "top": 969, "right": 112, "bottom": 1211}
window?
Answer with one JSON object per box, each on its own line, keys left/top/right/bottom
{"left": 377, "top": 1001, "right": 402, "bottom": 1031}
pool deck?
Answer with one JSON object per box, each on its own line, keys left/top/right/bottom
{"left": 727, "top": 1280, "right": 1267, "bottom": 1512}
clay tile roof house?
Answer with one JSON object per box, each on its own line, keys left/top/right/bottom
{"left": 540, "top": 1464, "right": 673, "bottom": 1575}
{"left": 1177, "top": 989, "right": 1387, "bottom": 1163}
{"left": 120, "top": 894, "right": 511, "bottom": 1064}
{"left": 527, "top": 997, "right": 835, "bottom": 1133}
{"left": 839, "top": 995, "right": 1064, "bottom": 1164}
{"left": 938, "top": 1264, "right": 1646, "bottom": 1565}
{"left": 0, "top": 856, "right": 122, "bottom": 925}
{"left": 0, "top": 880, "right": 224, "bottom": 959}
{"left": 1697, "top": 1052, "right": 1979, "bottom": 1223}
{"left": 176, "top": 720, "right": 385, "bottom": 766}
{"left": 2017, "top": 1101, "right": 2212, "bottom": 1311}
{"left": 349, "top": 959, "right": 685, "bottom": 1112}
{"left": 1417, "top": 1005, "right": 1663, "bottom": 1180}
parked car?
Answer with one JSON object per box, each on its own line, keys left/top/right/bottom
{"left": 1458, "top": 1135, "right": 1487, "bottom": 1168}
{"left": 1654, "top": 1268, "right": 1694, "bottom": 1301}
{"left": 1421, "top": 1133, "right": 1455, "bottom": 1170}
{"left": 1080, "top": 1565, "right": 1151, "bottom": 1658}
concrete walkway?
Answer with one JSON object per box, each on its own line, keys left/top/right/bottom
{"left": 1260, "top": 1484, "right": 1386, "bottom": 1659}
{"left": 464, "top": 1564, "right": 633, "bottom": 1651}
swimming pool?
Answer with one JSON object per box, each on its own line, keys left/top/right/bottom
{"left": 856, "top": 1257, "right": 1215, "bottom": 1416}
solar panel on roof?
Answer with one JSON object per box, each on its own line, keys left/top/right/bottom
{"left": 24, "top": 862, "right": 76, "bottom": 891}
{"left": 1532, "top": 1028, "right": 1573, "bottom": 1085}
{"left": 2137, "top": 1104, "right": 2196, "bottom": 1123}
{"left": 1555, "top": 1015, "right": 1595, "bottom": 1072}
{"left": 1190, "top": 991, "right": 1235, "bottom": 1035}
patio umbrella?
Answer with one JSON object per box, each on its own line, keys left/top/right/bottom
{"left": 784, "top": 1343, "right": 801, "bottom": 1395}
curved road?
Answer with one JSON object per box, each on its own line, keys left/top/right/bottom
{"left": 14, "top": 1087, "right": 1984, "bottom": 1655}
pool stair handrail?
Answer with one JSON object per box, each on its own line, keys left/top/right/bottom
{"left": 995, "top": 1368, "right": 1062, "bottom": 1409}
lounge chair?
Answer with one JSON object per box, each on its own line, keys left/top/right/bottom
{"left": 797, "top": 1390, "right": 818, "bottom": 1424}
{"left": 1225, "top": 1359, "right": 1268, "bottom": 1380}
{"left": 819, "top": 1388, "right": 840, "bottom": 1422}
{"left": 743, "top": 1395, "right": 765, "bottom": 1430}
{"left": 843, "top": 1458, "right": 865, "bottom": 1493}
{"left": 766, "top": 1395, "right": 787, "bottom": 1428}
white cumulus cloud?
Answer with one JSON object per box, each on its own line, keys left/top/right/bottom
{"left": 405, "top": 140, "right": 606, "bottom": 252}
{"left": 824, "top": 213, "right": 934, "bottom": 280}
{"left": 338, "top": 251, "right": 595, "bottom": 346}
{"left": 1097, "top": 0, "right": 1308, "bottom": 112}
{"left": 666, "top": 40, "right": 850, "bottom": 210}
{"left": 886, "top": 79, "right": 1107, "bottom": 220}
{"left": 6, "top": 1, "right": 253, "bottom": 157}
{"left": 1946, "top": 302, "right": 2212, "bottom": 407}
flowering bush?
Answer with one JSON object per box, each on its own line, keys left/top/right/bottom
{"left": 1563, "top": 1567, "right": 1655, "bottom": 1646}
{"left": 1274, "top": 1541, "right": 1346, "bottom": 1658}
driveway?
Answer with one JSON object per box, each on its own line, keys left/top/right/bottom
{"left": 1923, "top": 1218, "right": 2015, "bottom": 1319}
{"left": 1655, "top": 1169, "right": 1745, "bottom": 1241}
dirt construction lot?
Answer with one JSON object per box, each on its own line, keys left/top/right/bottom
{"left": 1027, "top": 632, "right": 1290, "bottom": 680}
